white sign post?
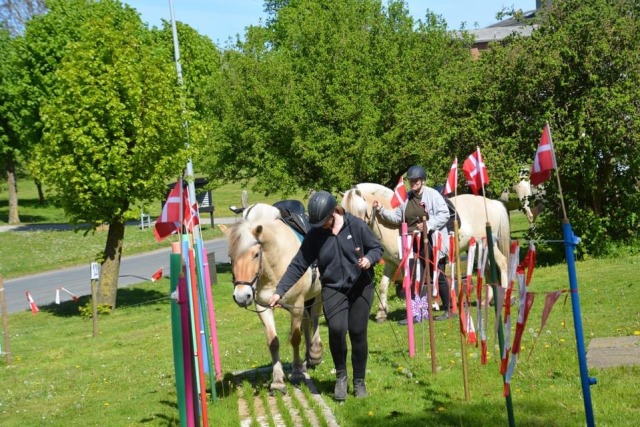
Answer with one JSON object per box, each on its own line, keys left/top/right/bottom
{"left": 90, "top": 262, "right": 99, "bottom": 337}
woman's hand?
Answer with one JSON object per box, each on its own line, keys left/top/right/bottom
{"left": 268, "top": 293, "right": 281, "bottom": 308}
{"left": 358, "top": 256, "right": 371, "bottom": 270}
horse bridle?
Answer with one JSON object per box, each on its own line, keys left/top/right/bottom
{"left": 231, "top": 241, "right": 264, "bottom": 293}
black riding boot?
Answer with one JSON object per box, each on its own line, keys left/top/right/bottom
{"left": 353, "top": 378, "right": 367, "bottom": 398}
{"left": 334, "top": 369, "right": 348, "bottom": 401}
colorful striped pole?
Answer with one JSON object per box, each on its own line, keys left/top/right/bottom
{"left": 196, "top": 239, "right": 222, "bottom": 382}
{"left": 169, "top": 251, "right": 187, "bottom": 427}
{"left": 486, "top": 225, "right": 515, "bottom": 427}
{"left": 401, "top": 222, "right": 416, "bottom": 357}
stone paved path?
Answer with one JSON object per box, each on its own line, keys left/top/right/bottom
{"left": 586, "top": 335, "right": 640, "bottom": 369}
{"left": 233, "top": 367, "right": 340, "bottom": 427}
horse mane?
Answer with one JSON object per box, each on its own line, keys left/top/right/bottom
{"left": 226, "top": 221, "right": 260, "bottom": 261}
{"left": 355, "top": 183, "right": 393, "bottom": 203}
{"left": 243, "top": 203, "right": 282, "bottom": 223}
{"left": 341, "top": 182, "right": 394, "bottom": 214}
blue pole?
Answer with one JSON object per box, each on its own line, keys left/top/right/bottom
{"left": 562, "top": 220, "right": 596, "bottom": 427}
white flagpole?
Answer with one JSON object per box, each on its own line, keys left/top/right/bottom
{"left": 169, "top": 0, "right": 202, "bottom": 242}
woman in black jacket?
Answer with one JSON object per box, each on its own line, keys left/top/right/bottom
{"left": 268, "top": 191, "right": 383, "bottom": 401}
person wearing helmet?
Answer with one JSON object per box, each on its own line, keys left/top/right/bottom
{"left": 372, "top": 165, "right": 454, "bottom": 323}
{"left": 268, "top": 190, "right": 383, "bottom": 401}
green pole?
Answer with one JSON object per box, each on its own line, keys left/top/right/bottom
{"left": 170, "top": 252, "right": 187, "bottom": 426}
{"left": 486, "top": 224, "right": 515, "bottom": 427}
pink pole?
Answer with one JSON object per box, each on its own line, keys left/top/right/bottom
{"left": 402, "top": 223, "right": 415, "bottom": 357}
{"left": 200, "top": 244, "right": 222, "bottom": 380}
{"left": 179, "top": 277, "right": 196, "bottom": 427}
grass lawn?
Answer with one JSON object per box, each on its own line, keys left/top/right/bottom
{"left": 2, "top": 250, "right": 639, "bottom": 426}
{"left": 2, "top": 177, "right": 639, "bottom": 425}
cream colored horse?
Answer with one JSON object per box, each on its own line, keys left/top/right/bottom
{"left": 220, "top": 212, "right": 323, "bottom": 393}
{"left": 341, "top": 183, "right": 511, "bottom": 322}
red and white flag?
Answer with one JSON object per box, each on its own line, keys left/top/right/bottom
{"left": 184, "top": 192, "right": 200, "bottom": 233}
{"left": 26, "top": 291, "right": 39, "bottom": 315}
{"left": 462, "top": 148, "right": 489, "bottom": 195}
{"left": 530, "top": 123, "right": 557, "bottom": 186}
{"left": 151, "top": 268, "right": 163, "bottom": 282}
{"left": 154, "top": 180, "right": 201, "bottom": 241}
{"left": 443, "top": 157, "right": 458, "bottom": 196}
{"left": 390, "top": 176, "right": 407, "bottom": 208}
{"left": 154, "top": 181, "right": 183, "bottom": 241}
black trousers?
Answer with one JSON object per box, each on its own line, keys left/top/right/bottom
{"left": 321, "top": 281, "right": 374, "bottom": 380}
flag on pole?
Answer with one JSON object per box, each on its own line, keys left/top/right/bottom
{"left": 462, "top": 148, "right": 489, "bottom": 195}
{"left": 183, "top": 191, "right": 200, "bottom": 233}
{"left": 155, "top": 181, "right": 183, "bottom": 241}
{"left": 443, "top": 157, "right": 458, "bottom": 196}
{"left": 26, "top": 291, "right": 39, "bottom": 315}
{"left": 151, "top": 268, "right": 163, "bottom": 282}
{"left": 530, "top": 123, "right": 557, "bottom": 186}
{"left": 390, "top": 176, "right": 407, "bottom": 208}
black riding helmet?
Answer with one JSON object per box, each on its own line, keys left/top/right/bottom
{"left": 308, "top": 191, "right": 337, "bottom": 228}
{"left": 407, "top": 165, "right": 426, "bottom": 180}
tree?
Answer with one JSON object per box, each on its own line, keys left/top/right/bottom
{"left": 28, "top": 0, "right": 189, "bottom": 307}
{"left": 205, "top": 0, "right": 472, "bottom": 195}
{"left": 469, "top": 0, "right": 640, "bottom": 254}
{"left": 0, "top": 27, "right": 22, "bottom": 224}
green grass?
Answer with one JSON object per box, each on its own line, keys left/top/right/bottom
{"left": 2, "top": 253, "right": 639, "bottom": 426}
{"left": 3, "top": 177, "right": 639, "bottom": 425}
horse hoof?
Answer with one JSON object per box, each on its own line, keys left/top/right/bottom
{"left": 269, "top": 383, "right": 287, "bottom": 395}
{"left": 289, "top": 372, "right": 305, "bottom": 385}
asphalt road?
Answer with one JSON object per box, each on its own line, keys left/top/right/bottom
{"left": 2, "top": 225, "right": 235, "bottom": 314}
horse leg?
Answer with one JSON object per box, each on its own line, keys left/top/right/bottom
{"left": 375, "top": 263, "right": 393, "bottom": 323}
{"left": 288, "top": 306, "right": 306, "bottom": 385}
{"left": 257, "top": 308, "right": 287, "bottom": 393}
{"left": 304, "top": 296, "right": 324, "bottom": 368}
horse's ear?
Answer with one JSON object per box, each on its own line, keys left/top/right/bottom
{"left": 218, "top": 224, "right": 228, "bottom": 235}
{"left": 252, "top": 224, "right": 264, "bottom": 238}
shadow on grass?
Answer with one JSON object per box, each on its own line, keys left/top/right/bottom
{"left": 38, "top": 286, "right": 168, "bottom": 317}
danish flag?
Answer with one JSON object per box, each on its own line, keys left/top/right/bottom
{"left": 530, "top": 123, "right": 557, "bottom": 186}
{"left": 390, "top": 176, "right": 407, "bottom": 208}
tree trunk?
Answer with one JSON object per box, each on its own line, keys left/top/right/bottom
{"left": 35, "top": 179, "right": 45, "bottom": 205}
{"left": 97, "top": 218, "right": 125, "bottom": 309}
{"left": 5, "top": 159, "right": 20, "bottom": 225}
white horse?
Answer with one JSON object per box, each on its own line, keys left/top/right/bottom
{"left": 220, "top": 205, "right": 323, "bottom": 393}
{"left": 341, "top": 183, "right": 511, "bottom": 322}
{"left": 512, "top": 179, "right": 546, "bottom": 224}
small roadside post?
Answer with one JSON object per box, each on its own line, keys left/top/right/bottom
{"left": 90, "top": 262, "right": 100, "bottom": 338}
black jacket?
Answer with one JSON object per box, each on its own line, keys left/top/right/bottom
{"left": 275, "top": 213, "right": 383, "bottom": 297}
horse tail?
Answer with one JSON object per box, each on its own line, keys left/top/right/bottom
{"left": 495, "top": 201, "right": 511, "bottom": 258}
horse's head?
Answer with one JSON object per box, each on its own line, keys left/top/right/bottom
{"left": 341, "top": 186, "right": 371, "bottom": 221}
{"left": 225, "top": 221, "right": 265, "bottom": 307}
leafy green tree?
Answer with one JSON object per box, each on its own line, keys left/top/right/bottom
{"left": 0, "top": 27, "right": 22, "bottom": 224}
{"left": 205, "top": 0, "right": 472, "bottom": 195}
{"left": 27, "top": 0, "right": 189, "bottom": 307}
{"left": 470, "top": 0, "right": 640, "bottom": 254}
